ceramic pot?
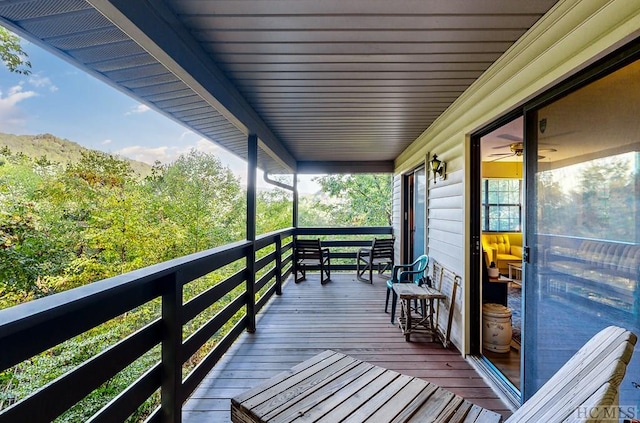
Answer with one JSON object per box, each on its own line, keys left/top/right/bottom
{"left": 482, "top": 303, "right": 512, "bottom": 353}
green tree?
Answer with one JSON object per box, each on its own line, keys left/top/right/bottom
{"left": 0, "top": 27, "right": 31, "bottom": 74}
{"left": 0, "top": 150, "right": 69, "bottom": 305}
{"left": 311, "top": 174, "right": 393, "bottom": 226}
{"left": 257, "top": 188, "right": 292, "bottom": 234}
{"left": 0, "top": 146, "right": 250, "bottom": 421}
{"left": 33, "top": 151, "right": 140, "bottom": 291}
{"left": 297, "top": 195, "right": 333, "bottom": 227}
{"left": 147, "top": 150, "right": 245, "bottom": 252}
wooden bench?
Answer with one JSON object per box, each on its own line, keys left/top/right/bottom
{"left": 231, "top": 350, "right": 501, "bottom": 422}
{"left": 231, "top": 326, "right": 636, "bottom": 422}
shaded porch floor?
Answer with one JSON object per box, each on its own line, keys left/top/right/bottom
{"left": 183, "top": 272, "right": 512, "bottom": 422}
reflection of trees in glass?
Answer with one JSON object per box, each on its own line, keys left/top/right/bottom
{"left": 537, "top": 171, "right": 572, "bottom": 234}
{"left": 537, "top": 153, "right": 636, "bottom": 242}
{"left": 575, "top": 155, "right": 635, "bottom": 241}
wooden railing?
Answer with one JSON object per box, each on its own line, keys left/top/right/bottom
{"left": 0, "top": 226, "right": 391, "bottom": 422}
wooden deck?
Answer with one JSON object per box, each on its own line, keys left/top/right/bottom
{"left": 183, "top": 273, "right": 512, "bottom": 422}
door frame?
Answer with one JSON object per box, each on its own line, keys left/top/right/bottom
{"left": 403, "top": 172, "right": 415, "bottom": 265}
{"left": 469, "top": 111, "right": 523, "bottom": 356}
{"left": 403, "top": 164, "right": 427, "bottom": 264}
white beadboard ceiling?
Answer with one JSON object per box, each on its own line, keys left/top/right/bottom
{"left": 0, "top": 0, "right": 558, "bottom": 173}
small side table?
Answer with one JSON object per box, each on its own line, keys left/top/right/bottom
{"left": 392, "top": 284, "right": 446, "bottom": 343}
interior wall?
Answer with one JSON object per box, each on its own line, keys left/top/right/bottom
{"left": 482, "top": 162, "right": 523, "bottom": 179}
{"left": 392, "top": 0, "right": 640, "bottom": 354}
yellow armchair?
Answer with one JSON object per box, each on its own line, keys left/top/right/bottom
{"left": 482, "top": 233, "right": 522, "bottom": 274}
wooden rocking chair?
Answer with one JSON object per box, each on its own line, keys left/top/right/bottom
{"left": 294, "top": 238, "right": 331, "bottom": 284}
{"left": 356, "top": 237, "right": 395, "bottom": 283}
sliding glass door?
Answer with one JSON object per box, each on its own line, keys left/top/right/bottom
{"left": 413, "top": 166, "right": 426, "bottom": 262}
{"left": 405, "top": 166, "right": 426, "bottom": 264}
{"left": 523, "top": 56, "right": 639, "bottom": 407}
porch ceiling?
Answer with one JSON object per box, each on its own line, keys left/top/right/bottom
{"left": 0, "top": 0, "right": 558, "bottom": 173}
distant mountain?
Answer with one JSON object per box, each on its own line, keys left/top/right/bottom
{"left": 0, "top": 132, "right": 153, "bottom": 177}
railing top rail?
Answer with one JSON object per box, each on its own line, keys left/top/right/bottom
{"left": 256, "top": 227, "right": 295, "bottom": 240}
{"left": 255, "top": 228, "right": 295, "bottom": 249}
{"left": 296, "top": 227, "right": 392, "bottom": 236}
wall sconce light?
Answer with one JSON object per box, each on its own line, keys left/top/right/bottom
{"left": 431, "top": 154, "right": 446, "bottom": 183}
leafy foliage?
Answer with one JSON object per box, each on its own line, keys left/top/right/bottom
{"left": 257, "top": 188, "right": 292, "bottom": 233}
{"left": 310, "top": 174, "right": 393, "bottom": 226}
{"left": 0, "top": 27, "right": 31, "bottom": 74}
{"left": 0, "top": 145, "right": 254, "bottom": 421}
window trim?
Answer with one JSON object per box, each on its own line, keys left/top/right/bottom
{"left": 481, "top": 178, "right": 522, "bottom": 232}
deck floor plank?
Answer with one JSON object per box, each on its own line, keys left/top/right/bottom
{"left": 183, "top": 273, "right": 511, "bottom": 421}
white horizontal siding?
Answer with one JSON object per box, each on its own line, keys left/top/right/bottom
{"left": 393, "top": 0, "right": 640, "bottom": 355}
{"left": 428, "top": 167, "right": 465, "bottom": 350}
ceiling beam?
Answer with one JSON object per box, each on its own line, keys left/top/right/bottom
{"left": 87, "top": 0, "right": 296, "bottom": 172}
{"left": 297, "top": 161, "right": 394, "bottom": 174}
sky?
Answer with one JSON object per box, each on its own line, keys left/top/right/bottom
{"left": 0, "top": 35, "right": 320, "bottom": 193}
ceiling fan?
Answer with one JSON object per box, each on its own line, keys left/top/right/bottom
{"left": 488, "top": 141, "right": 558, "bottom": 161}
{"left": 489, "top": 142, "right": 524, "bottom": 161}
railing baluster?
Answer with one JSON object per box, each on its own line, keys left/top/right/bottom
{"left": 276, "top": 235, "right": 283, "bottom": 295}
{"left": 246, "top": 247, "right": 256, "bottom": 333}
{"left": 161, "top": 273, "right": 182, "bottom": 423}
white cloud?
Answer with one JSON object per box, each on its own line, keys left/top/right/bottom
{"left": 115, "top": 138, "right": 224, "bottom": 164}
{"left": 116, "top": 145, "right": 178, "bottom": 165}
{"left": 28, "top": 73, "right": 58, "bottom": 92}
{"left": 3, "top": 84, "right": 38, "bottom": 105}
{"left": 102, "top": 139, "right": 112, "bottom": 145}
{"left": 125, "top": 104, "right": 150, "bottom": 115}
{"left": 0, "top": 84, "right": 38, "bottom": 132}
{"left": 0, "top": 74, "right": 58, "bottom": 132}
{"left": 179, "top": 130, "right": 197, "bottom": 142}
{"left": 194, "top": 138, "right": 222, "bottom": 154}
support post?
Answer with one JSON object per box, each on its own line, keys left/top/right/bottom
{"left": 246, "top": 134, "right": 257, "bottom": 333}
{"left": 293, "top": 172, "right": 299, "bottom": 228}
{"left": 292, "top": 173, "right": 299, "bottom": 279}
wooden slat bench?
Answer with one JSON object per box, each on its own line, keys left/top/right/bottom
{"left": 231, "top": 350, "right": 501, "bottom": 423}
{"left": 231, "top": 326, "right": 636, "bottom": 422}
{"left": 504, "top": 325, "right": 636, "bottom": 422}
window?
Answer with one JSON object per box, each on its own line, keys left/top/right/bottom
{"left": 481, "top": 179, "right": 522, "bottom": 232}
